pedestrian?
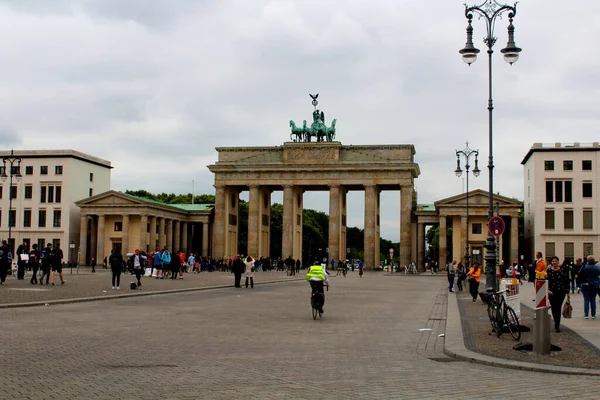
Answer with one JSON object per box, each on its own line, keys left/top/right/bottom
{"left": 39, "top": 243, "right": 52, "bottom": 285}
{"left": 547, "top": 256, "right": 570, "bottom": 332}
{"left": 90, "top": 258, "right": 96, "bottom": 273}
{"left": 170, "top": 251, "right": 181, "bottom": 279}
{"left": 577, "top": 255, "right": 600, "bottom": 319}
{"left": 152, "top": 248, "right": 163, "bottom": 279}
{"left": 128, "top": 249, "right": 147, "bottom": 288}
{"left": 296, "top": 259, "right": 301, "bottom": 274}
{"left": 571, "top": 258, "right": 583, "bottom": 293}
{"left": 285, "top": 255, "right": 295, "bottom": 276}
{"left": 188, "top": 253, "right": 196, "bottom": 273}
{"left": 49, "top": 244, "right": 65, "bottom": 285}
{"left": 29, "top": 244, "right": 40, "bottom": 285}
{"left": 0, "top": 241, "right": 10, "bottom": 285}
{"left": 245, "top": 256, "right": 255, "bottom": 288}
{"left": 16, "top": 242, "right": 27, "bottom": 280}
{"left": 468, "top": 261, "right": 481, "bottom": 302}
{"left": 448, "top": 260, "right": 456, "bottom": 292}
{"left": 161, "top": 248, "right": 171, "bottom": 278}
{"left": 231, "top": 255, "right": 245, "bottom": 288}
{"left": 109, "top": 249, "right": 124, "bottom": 289}
{"left": 456, "top": 261, "right": 465, "bottom": 292}
{"left": 535, "top": 251, "right": 547, "bottom": 280}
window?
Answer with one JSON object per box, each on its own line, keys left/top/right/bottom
{"left": 52, "top": 238, "right": 60, "bottom": 249}
{"left": 10, "top": 165, "right": 20, "bottom": 175}
{"left": 89, "top": 173, "right": 94, "bottom": 182}
{"left": 563, "top": 160, "right": 573, "bottom": 171}
{"left": 25, "top": 166, "right": 33, "bottom": 175}
{"left": 23, "top": 238, "right": 30, "bottom": 250}
{"left": 546, "top": 181, "right": 553, "bottom": 202}
{"left": 555, "top": 181, "right": 563, "bottom": 202}
{"left": 48, "top": 186, "right": 54, "bottom": 203}
{"left": 545, "top": 242, "right": 555, "bottom": 258}
{"left": 10, "top": 185, "right": 16, "bottom": 200}
{"left": 53, "top": 210, "right": 61, "bottom": 228}
{"left": 583, "top": 182, "right": 593, "bottom": 198}
{"left": 24, "top": 185, "right": 32, "bottom": 199}
{"left": 8, "top": 210, "right": 15, "bottom": 227}
{"left": 23, "top": 209, "right": 31, "bottom": 227}
{"left": 147, "top": 223, "right": 150, "bottom": 233}
{"left": 40, "top": 166, "right": 48, "bottom": 175}
{"left": 37, "top": 238, "right": 45, "bottom": 251}
{"left": 38, "top": 210, "right": 46, "bottom": 227}
{"left": 55, "top": 186, "right": 61, "bottom": 203}
{"left": 89, "top": 188, "right": 93, "bottom": 197}
{"left": 472, "top": 223, "right": 482, "bottom": 234}
{"left": 583, "top": 210, "right": 593, "bottom": 230}
{"left": 564, "top": 243, "right": 574, "bottom": 260}
{"left": 545, "top": 210, "right": 555, "bottom": 230}
{"left": 565, "top": 181, "right": 573, "bottom": 202}
{"left": 584, "top": 243, "right": 594, "bottom": 257}
{"left": 40, "top": 186, "right": 46, "bottom": 203}
{"left": 564, "top": 210, "right": 574, "bottom": 230}
{"left": 55, "top": 165, "right": 63, "bottom": 175}
{"left": 544, "top": 161, "right": 554, "bottom": 171}
{"left": 582, "top": 160, "right": 592, "bottom": 170}
{"left": 40, "top": 185, "right": 61, "bottom": 203}
{"left": 114, "top": 222, "right": 122, "bottom": 232}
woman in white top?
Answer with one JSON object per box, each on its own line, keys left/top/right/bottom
{"left": 245, "top": 256, "right": 255, "bottom": 288}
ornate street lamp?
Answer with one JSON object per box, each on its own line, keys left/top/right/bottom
{"left": 1, "top": 150, "right": 23, "bottom": 251}
{"left": 459, "top": 0, "right": 522, "bottom": 291}
{"left": 454, "top": 142, "right": 480, "bottom": 274}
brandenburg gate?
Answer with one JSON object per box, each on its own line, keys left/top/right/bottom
{"left": 207, "top": 95, "right": 420, "bottom": 268}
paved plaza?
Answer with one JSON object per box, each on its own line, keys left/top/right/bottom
{"left": 0, "top": 272, "right": 597, "bottom": 399}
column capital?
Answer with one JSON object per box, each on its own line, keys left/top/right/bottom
{"left": 329, "top": 184, "right": 340, "bottom": 189}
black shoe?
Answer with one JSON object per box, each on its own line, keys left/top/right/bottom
{"left": 555, "top": 328, "right": 561, "bottom": 333}
{"left": 319, "top": 308, "right": 324, "bottom": 314}
{"left": 449, "top": 290, "right": 454, "bottom": 292}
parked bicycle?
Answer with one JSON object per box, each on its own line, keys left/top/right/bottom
{"left": 486, "top": 288, "right": 521, "bottom": 340}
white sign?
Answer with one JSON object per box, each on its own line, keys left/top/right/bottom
{"left": 69, "top": 243, "right": 76, "bottom": 249}
{"left": 499, "top": 278, "right": 520, "bottom": 317}
{"left": 473, "top": 249, "right": 480, "bottom": 255}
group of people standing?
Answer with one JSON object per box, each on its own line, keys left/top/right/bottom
{"left": 0, "top": 241, "right": 65, "bottom": 286}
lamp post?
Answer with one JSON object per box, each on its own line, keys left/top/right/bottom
{"left": 1, "top": 150, "right": 22, "bottom": 251}
{"left": 459, "top": 0, "right": 522, "bottom": 291}
{"left": 454, "top": 142, "right": 480, "bottom": 274}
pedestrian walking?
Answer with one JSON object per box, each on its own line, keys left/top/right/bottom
{"left": 29, "top": 244, "right": 40, "bottom": 285}
{"left": 468, "top": 262, "right": 481, "bottom": 302}
{"left": 49, "top": 244, "right": 65, "bottom": 285}
{"left": 547, "top": 256, "right": 570, "bottom": 332}
{"left": 447, "top": 260, "right": 456, "bottom": 292}
{"left": 109, "top": 249, "right": 124, "bottom": 289}
{"left": 90, "top": 258, "right": 96, "bottom": 273}
{"left": 39, "top": 243, "right": 52, "bottom": 285}
{"left": 16, "top": 242, "right": 27, "bottom": 280}
{"left": 245, "top": 256, "right": 255, "bottom": 288}
{"left": 577, "top": 255, "right": 600, "bottom": 319}
{"left": 456, "top": 261, "right": 465, "bottom": 292}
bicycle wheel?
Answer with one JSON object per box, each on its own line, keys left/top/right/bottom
{"left": 495, "top": 307, "right": 503, "bottom": 338}
{"left": 487, "top": 302, "right": 497, "bottom": 332}
{"left": 505, "top": 306, "right": 521, "bottom": 341}
{"left": 311, "top": 297, "right": 317, "bottom": 320}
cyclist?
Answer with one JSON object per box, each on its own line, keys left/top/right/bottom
{"left": 358, "top": 260, "right": 364, "bottom": 277}
{"left": 306, "top": 260, "right": 329, "bottom": 313}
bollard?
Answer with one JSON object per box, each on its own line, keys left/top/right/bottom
{"left": 533, "top": 308, "right": 551, "bottom": 355}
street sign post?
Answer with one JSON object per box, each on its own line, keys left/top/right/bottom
{"left": 488, "top": 216, "right": 505, "bottom": 237}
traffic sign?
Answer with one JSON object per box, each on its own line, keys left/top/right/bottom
{"left": 488, "top": 216, "right": 505, "bottom": 237}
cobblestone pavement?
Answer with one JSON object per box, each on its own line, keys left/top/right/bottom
{"left": 0, "top": 272, "right": 597, "bottom": 399}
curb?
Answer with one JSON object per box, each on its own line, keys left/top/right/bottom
{"left": 444, "top": 290, "right": 600, "bottom": 376}
{"left": 0, "top": 278, "right": 305, "bottom": 309}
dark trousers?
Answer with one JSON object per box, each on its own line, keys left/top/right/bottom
{"left": 469, "top": 279, "right": 479, "bottom": 301}
{"left": 310, "top": 281, "right": 325, "bottom": 307}
{"left": 17, "top": 262, "right": 25, "bottom": 280}
{"left": 171, "top": 269, "right": 177, "bottom": 279}
{"left": 245, "top": 277, "right": 254, "bottom": 288}
{"left": 448, "top": 273, "right": 455, "bottom": 291}
{"left": 549, "top": 292, "right": 566, "bottom": 329}
{"left": 30, "top": 266, "right": 39, "bottom": 284}
{"left": 111, "top": 267, "right": 121, "bottom": 287}
{"left": 234, "top": 272, "right": 242, "bottom": 287}
{"left": 40, "top": 267, "right": 50, "bottom": 284}
{"left": 0, "top": 265, "right": 8, "bottom": 283}
{"left": 135, "top": 270, "right": 143, "bottom": 286}
{"left": 457, "top": 277, "right": 464, "bottom": 292}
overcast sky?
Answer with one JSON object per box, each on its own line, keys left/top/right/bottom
{"left": 0, "top": 0, "right": 597, "bottom": 241}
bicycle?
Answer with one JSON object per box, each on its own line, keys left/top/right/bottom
{"left": 310, "top": 281, "right": 328, "bottom": 320}
{"left": 486, "top": 288, "right": 521, "bottom": 340}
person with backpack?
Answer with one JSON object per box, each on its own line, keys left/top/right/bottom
{"left": 50, "top": 244, "right": 65, "bottom": 286}
{"left": 160, "top": 248, "right": 171, "bottom": 279}
{"left": 29, "top": 244, "right": 40, "bottom": 285}
{"left": 39, "top": 243, "right": 52, "bottom": 285}
{"left": 152, "top": 248, "right": 163, "bottom": 278}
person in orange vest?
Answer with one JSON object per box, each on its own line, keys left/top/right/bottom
{"left": 468, "top": 262, "right": 481, "bottom": 302}
{"left": 535, "top": 251, "right": 548, "bottom": 280}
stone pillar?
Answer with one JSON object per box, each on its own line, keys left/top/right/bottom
{"left": 247, "top": 185, "right": 260, "bottom": 258}
{"left": 225, "top": 187, "right": 240, "bottom": 258}
{"left": 140, "top": 215, "right": 148, "bottom": 252}
{"left": 364, "top": 184, "right": 377, "bottom": 269}
{"left": 417, "top": 222, "right": 425, "bottom": 271}
{"left": 439, "top": 216, "right": 447, "bottom": 268}
{"left": 174, "top": 220, "right": 181, "bottom": 252}
{"left": 400, "top": 185, "right": 413, "bottom": 269}
{"left": 282, "top": 185, "right": 294, "bottom": 259}
{"left": 90, "top": 216, "right": 97, "bottom": 261}
{"left": 181, "top": 222, "right": 188, "bottom": 255}
{"left": 328, "top": 185, "right": 340, "bottom": 263}
{"left": 259, "top": 188, "right": 271, "bottom": 259}
{"left": 79, "top": 215, "right": 88, "bottom": 265}
{"left": 202, "top": 223, "right": 209, "bottom": 257}
{"left": 148, "top": 216, "right": 156, "bottom": 250}
{"left": 511, "top": 216, "right": 519, "bottom": 264}
{"left": 292, "top": 187, "right": 304, "bottom": 261}
{"left": 158, "top": 217, "right": 166, "bottom": 249}
{"left": 96, "top": 214, "right": 105, "bottom": 264}
{"left": 212, "top": 185, "right": 226, "bottom": 258}
{"left": 122, "top": 214, "right": 130, "bottom": 254}
{"left": 340, "top": 188, "right": 347, "bottom": 262}
{"left": 166, "top": 219, "right": 172, "bottom": 250}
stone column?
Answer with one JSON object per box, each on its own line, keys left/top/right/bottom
{"left": 122, "top": 214, "right": 130, "bottom": 254}
{"left": 259, "top": 188, "right": 271, "bottom": 259}
{"left": 400, "top": 185, "right": 413, "bottom": 269}
{"left": 79, "top": 215, "right": 88, "bottom": 265}
{"left": 166, "top": 219, "right": 172, "bottom": 250}
{"left": 439, "top": 216, "right": 447, "bottom": 268}
{"left": 364, "top": 184, "right": 377, "bottom": 269}
{"left": 511, "top": 216, "right": 519, "bottom": 264}
{"left": 212, "top": 185, "right": 226, "bottom": 258}
{"left": 90, "top": 216, "right": 97, "bottom": 261}
{"left": 340, "top": 188, "right": 347, "bottom": 262}
{"left": 247, "top": 185, "right": 260, "bottom": 258}
{"left": 158, "top": 217, "right": 166, "bottom": 249}
{"left": 282, "top": 185, "right": 294, "bottom": 259}
{"left": 292, "top": 187, "right": 304, "bottom": 261}
{"left": 140, "top": 215, "right": 148, "bottom": 252}
{"left": 181, "top": 222, "right": 188, "bottom": 255}
{"left": 148, "top": 216, "right": 156, "bottom": 250}
{"left": 174, "top": 220, "right": 181, "bottom": 252}
{"left": 417, "top": 222, "right": 424, "bottom": 271}
{"left": 328, "top": 185, "right": 340, "bottom": 263}
{"left": 202, "top": 222, "right": 209, "bottom": 256}
{"left": 96, "top": 214, "right": 105, "bottom": 264}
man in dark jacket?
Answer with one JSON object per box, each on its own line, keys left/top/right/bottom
{"left": 109, "top": 249, "right": 124, "bottom": 289}
{"left": 231, "top": 255, "right": 245, "bottom": 288}
{"left": 39, "top": 243, "right": 52, "bottom": 285}
{"left": 16, "top": 242, "right": 27, "bottom": 280}
{"left": 0, "top": 240, "right": 10, "bottom": 285}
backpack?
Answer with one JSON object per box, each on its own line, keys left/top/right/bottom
{"left": 28, "top": 251, "right": 38, "bottom": 265}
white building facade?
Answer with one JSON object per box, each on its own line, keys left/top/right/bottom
{"left": 0, "top": 150, "right": 111, "bottom": 262}
{"left": 522, "top": 142, "right": 600, "bottom": 262}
